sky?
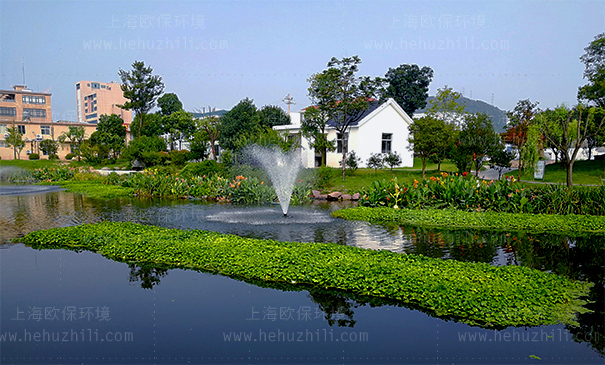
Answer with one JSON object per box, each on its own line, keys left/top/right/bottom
{"left": 0, "top": 0, "right": 603, "bottom": 121}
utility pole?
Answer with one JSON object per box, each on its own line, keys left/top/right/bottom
{"left": 282, "top": 94, "right": 295, "bottom": 114}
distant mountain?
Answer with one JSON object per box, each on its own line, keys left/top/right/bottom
{"left": 415, "top": 96, "right": 509, "bottom": 132}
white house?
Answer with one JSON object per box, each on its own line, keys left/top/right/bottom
{"left": 274, "top": 98, "right": 414, "bottom": 168}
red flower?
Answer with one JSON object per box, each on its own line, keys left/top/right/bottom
{"left": 462, "top": 171, "right": 468, "bottom": 177}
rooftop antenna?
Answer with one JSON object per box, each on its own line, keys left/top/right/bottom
{"left": 21, "top": 57, "right": 26, "bottom": 86}
{"left": 282, "top": 94, "right": 295, "bottom": 114}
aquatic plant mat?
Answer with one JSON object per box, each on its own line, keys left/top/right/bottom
{"left": 332, "top": 207, "right": 605, "bottom": 235}
{"left": 21, "top": 222, "right": 592, "bottom": 328}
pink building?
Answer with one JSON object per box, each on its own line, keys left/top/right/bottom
{"left": 75, "top": 81, "right": 132, "bottom": 125}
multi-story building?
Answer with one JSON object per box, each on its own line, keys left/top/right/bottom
{"left": 75, "top": 80, "right": 132, "bottom": 124}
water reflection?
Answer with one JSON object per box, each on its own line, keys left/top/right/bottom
{"left": 1, "top": 188, "right": 603, "bottom": 354}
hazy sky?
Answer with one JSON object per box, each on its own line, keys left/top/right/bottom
{"left": 1, "top": 0, "right": 603, "bottom": 121}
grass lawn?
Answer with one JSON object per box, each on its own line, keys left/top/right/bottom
{"left": 505, "top": 160, "right": 605, "bottom": 186}
{"left": 322, "top": 158, "right": 458, "bottom": 193}
{"left": 0, "top": 158, "right": 131, "bottom": 171}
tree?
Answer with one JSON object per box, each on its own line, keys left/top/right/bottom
{"left": 219, "top": 98, "right": 260, "bottom": 151}
{"left": 163, "top": 110, "right": 195, "bottom": 151}
{"left": 504, "top": 99, "right": 540, "bottom": 180}
{"left": 123, "top": 136, "right": 168, "bottom": 167}
{"left": 157, "top": 93, "right": 183, "bottom": 116}
{"left": 302, "top": 105, "right": 336, "bottom": 167}
{"left": 118, "top": 60, "right": 164, "bottom": 138}
{"left": 383, "top": 151, "right": 402, "bottom": 171}
{"left": 384, "top": 64, "right": 433, "bottom": 116}
{"left": 427, "top": 85, "right": 467, "bottom": 127}
{"left": 196, "top": 116, "right": 221, "bottom": 160}
{"left": 134, "top": 112, "right": 164, "bottom": 138}
{"left": 536, "top": 105, "right": 605, "bottom": 187}
{"left": 456, "top": 113, "right": 502, "bottom": 177}
{"left": 408, "top": 115, "right": 455, "bottom": 178}
{"left": 578, "top": 33, "right": 605, "bottom": 107}
{"left": 5, "top": 126, "right": 25, "bottom": 160}
{"left": 57, "top": 126, "right": 87, "bottom": 161}
{"left": 89, "top": 114, "right": 127, "bottom": 160}
{"left": 307, "top": 55, "right": 385, "bottom": 180}
{"left": 39, "top": 139, "right": 59, "bottom": 158}
{"left": 258, "top": 105, "right": 290, "bottom": 128}
{"left": 488, "top": 143, "right": 515, "bottom": 180}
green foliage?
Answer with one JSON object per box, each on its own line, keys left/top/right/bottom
{"left": 308, "top": 55, "right": 385, "bottom": 180}
{"left": 65, "top": 153, "right": 76, "bottom": 160}
{"left": 28, "top": 153, "right": 40, "bottom": 160}
{"left": 333, "top": 206, "right": 604, "bottom": 235}
{"left": 359, "top": 172, "right": 605, "bottom": 215}
{"left": 258, "top": 105, "right": 290, "bottom": 127}
{"left": 578, "top": 33, "right": 605, "bottom": 107}
{"left": 5, "top": 126, "right": 25, "bottom": 159}
{"left": 157, "top": 93, "right": 183, "bottom": 116}
{"left": 39, "top": 139, "right": 59, "bottom": 157}
{"left": 194, "top": 116, "right": 221, "bottom": 160}
{"left": 163, "top": 110, "right": 195, "bottom": 151}
{"left": 22, "top": 221, "right": 593, "bottom": 328}
{"left": 384, "top": 64, "right": 434, "bottom": 116}
{"left": 457, "top": 113, "right": 502, "bottom": 176}
{"left": 57, "top": 126, "right": 87, "bottom": 161}
{"left": 53, "top": 180, "right": 134, "bottom": 199}
{"left": 367, "top": 153, "right": 383, "bottom": 170}
{"left": 90, "top": 114, "right": 127, "bottom": 160}
{"left": 409, "top": 115, "right": 455, "bottom": 177}
{"left": 427, "top": 85, "right": 467, "bottom": 126}
{"left": 313, "top": 166, "right": 338, "bottom": 189}
{"left": 179, "top": 160, "right": 224, "bottom": 179}
{"left": 123, "top": 136, "right": 167, "bottom": 167}
{"left": 219, "top": 98, "right": 259, "bottom": 151}
{"left": 340, "top": 150, "right": 361, "bottom": 172}
{"left": 118, "top": 60, "right": 164, "bottom": 137}
{"left": 31, "top": 165, "right": 79, "bottom": 181}
{"left": 168, "top": 150, "right": 189, "bottom": 167}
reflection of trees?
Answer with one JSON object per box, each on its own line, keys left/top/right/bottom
{"left": 307, "top": 289, "right": 360, "bottom": 327}
{"left": 128, "top": 263, "right": 169, "bottom": 289}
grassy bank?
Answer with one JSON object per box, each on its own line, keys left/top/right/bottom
{"left": 40, "top": 180, "right": 134, "bottom": 199}
{"left": 505, "top": 160, "right": 605, "bottom": 186}
{"left": 21, "top": 221, "right": 592, "bottom": 328}
{"left": 332, "top": 207, "right": 605, "bottom": 235}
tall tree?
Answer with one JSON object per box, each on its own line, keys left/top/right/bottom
{"left": 536, "top": 105, "right": 605, "bottom": 187}
{"left": 196, "top": 116, "right": 221, "bottom": 160}
{"left": 118, "top": 60, "right": 164, "bottom": 138}
{"left": 163, "top": 110, "right": 195, "bottom": 151}
{"left": 258, "top": 105, "right": 290, "bottom": 128}
{"left": 302, "top": 105, "right": 336, "bottom": 167}
{"left": 427, "top": 85, "right": 467, "bottom": 127}
{"left": 157, "top": 93, "right": 183, "bottom": 116}
{"left": 5, "top": 126, "right": 25, "bottom": 160}
{"left": 504, "top": 99, "right": 540, "bottom": 179}
{"left": 408, "top": 115, "right": 454, "bottom": 178}
{"left": 457, "top": 113, "right": 502, "bottom": 177}
{"left": 384, "top": 64, "right": 434, "bottom": 116}
{"left": 219, "top": 98, "right": 260, "bottom": 151}
{"left": 89, "top": 114, "right": 127, "bottom": 159}
{"left": 39, "top": 139, "right": 59, "bottom": 158}
{"left": 578, "top": 33, "right": 605, "bottom": 107}
{"left": 57, "top": 126, "right": 87, "bottom": 161}
{"left": 307, "top": 55, "right": 384, "bottom": 180}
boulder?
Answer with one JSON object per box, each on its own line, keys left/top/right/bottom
{"left": 312, "top": 190, "right": 322, "bottom": 198}
{"left": 342, "top": 194, "right": 352, "bottom": 200}
{"left": 327, "top": 191, "right": 342, "bottom": 201}
{"left": 351, "top": 193, "right": 361, "bottom": 201}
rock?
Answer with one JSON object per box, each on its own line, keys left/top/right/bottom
{"left": 312, "top": 190, "right": 322, "bottom": 198}
{"left": 342, "top": 194, "right": 352, "bottom": 200}
{"left": 327, "top": 191, "right": 342, "bottom": 201}
{"left": 131, "top": 160, "right": 145, "bottom": 171}
{"left": 351, "top": 193, "right": 361, "bottom": 201}
{"left": 318, "top": 194, "right": 328, "bottom": 200}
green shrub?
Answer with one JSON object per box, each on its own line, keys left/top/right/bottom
{"left": 123, "top": 136, "right": 167, "bottom": 167}
{"left": 367, "top": 153, "right": 383, "bottom": 170}
{"left": 340, "top": 151, "right": 361, "bottom": 172}
{"left": 28, "top": 153, "right": 40, "bottom": 160}
{"left": 31, "top": 166, "right": 78, "bottom": 182}
{"left": 313, "top": 166, "right": 337, "bottom": 189}
{"left": 180, "top": 160, "right": 224, "bottom": 179}
{"left": 65, "top": 153, "right": 76, "bottom": 160}
{"left": 168, "top": 150, "right": 189, "bottom": 166}
{"left": 49, "top": 154, "right": 59, "bottom": 160}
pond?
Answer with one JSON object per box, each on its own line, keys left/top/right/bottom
{"left": 0, "top": 186, "right": 603, "bottom": 364}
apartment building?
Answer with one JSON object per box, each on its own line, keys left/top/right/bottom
{"left": 76, "top": 80, "right": 132, "bottom": 124}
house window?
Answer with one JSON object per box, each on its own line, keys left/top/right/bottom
{"left": 0, "top": 140, "right": 8, "bottom": 148}
{"left": 17, "top": 125, "right": 26, "bottom": 134}
{"left": 91, "top": 82, "right": 100, "bottom": 89}
{"left": 0, "top": 107, "right": 16, "bottom": 116}
{"left": 76, "top": 83, "right": 80, "bottom": 90}
{"left": 23, "top": 108, "right": 46, "bottom": 118}
{"left": 337, "top": 133, "right": 348, "bottom": 154}
{"left": 41, "top": 125, "right": 51, "bottom": 135}
{"left": 42, "top": 149, "right": 49, "bottom": 156}
{"left": 381, "top": 133, "right": 392, "bottom": 153}
{"left": 0, "top": 124, "right": 7, "bottom": 134}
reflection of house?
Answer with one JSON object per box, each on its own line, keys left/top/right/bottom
{"left": 274, "top": 98, "right": 414, "bottom": 168}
